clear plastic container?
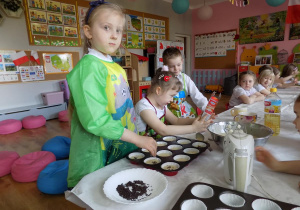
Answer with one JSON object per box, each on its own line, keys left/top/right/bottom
{"left": 264, "top": 88, "right": 281, "bottom": 136}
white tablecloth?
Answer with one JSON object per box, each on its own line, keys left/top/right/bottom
{"left": 65, "top": 89, "right": 300, "bottom": 210}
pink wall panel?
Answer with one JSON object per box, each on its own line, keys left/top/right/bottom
{"left": 192, "top": 0, "right": 299, "bottom": 70}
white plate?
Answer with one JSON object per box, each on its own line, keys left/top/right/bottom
{"left": 103, "top": 168, "right": 168, "bottom": 204}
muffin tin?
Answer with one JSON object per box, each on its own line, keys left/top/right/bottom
{"left": 171, "top": 182, "right": 300, "bottom": 210}
{"left": 126, "top": 135, "right": 210, "bottom": 176}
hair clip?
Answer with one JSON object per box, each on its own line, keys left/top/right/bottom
{"left": 164, "top": 75, "right": 172, "bottom": 82}
{"left": 85, "top": 0, "right": 107, "bottom": 24}
{"left": 162, "top": 65, "right": 169, "bottom": 71}
{"left": 158, "top": 74, "right": 164, "bottom": 80}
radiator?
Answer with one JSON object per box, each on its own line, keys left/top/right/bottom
{"left": 192, "top": 69, "right": 237, "bottom": 91}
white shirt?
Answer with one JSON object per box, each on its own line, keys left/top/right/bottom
{"left": 254, "top": 84, "right": 265, "bottom": 92}
{"left": 135, "top": 98, "right": 166, "bottom": 132}
{"left": 229, "top": 85, "right": 257, "bottom": 107}
{"left": 87, "top": 48, "right": 113, "bottom": 62}
{"left": 176, "top": 73, "right": 208, "bottom": 111}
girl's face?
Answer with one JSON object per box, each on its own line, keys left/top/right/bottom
{"left": 275, "top": 73, "right": 280, "bottom": 80}
{"left": 293, "top": 101, "right": 300, "bottom": 132}
{"left": 166, "top": 56, "right": 183, "bottom": 76}
{"left": 240, "top": 75, "right": 255, "bottom": 91}
{"left": 157, "top": 88, "right": 178, "bottom": 107}
{"left": 84, "top": 9, "right": 124, "bottom": 55}
{"left": 261, "top": 76, "right": 273, "bottom": 88}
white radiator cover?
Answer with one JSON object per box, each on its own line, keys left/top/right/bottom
{"left": 0, "top": 103, "right": 67, "bottom": 121}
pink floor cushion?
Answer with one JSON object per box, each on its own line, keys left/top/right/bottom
{"left": 0, "top": 119, "right": 22, "bottom": 135}
{"left": 11, "top": 151, "right": 56, "bottom": 182}
{"left": 37, "top": 160, "right": 69, "bottom": 194}
{"left": 58, "top": 110, "right": 69, "bottom": 122}
{"left": 22, "top": 115, "right": 46, "bottom": 129}
{"left": 0, "top": 151, "right": 20, "bottom": 177}
{"left": 42, "top": 136, "right": 71, "bottom": 160}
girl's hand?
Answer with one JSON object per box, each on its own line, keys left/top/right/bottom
{"left": 192, "top": 114, "right": 214, "bottom": 133}
{"left": 135, "top": 136, "right": 157, "bottom": 157}
{"left": 255, "top": 146, "right": 280, "bottom": 171}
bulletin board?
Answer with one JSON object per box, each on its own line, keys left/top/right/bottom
{"left": 124, "top": 9, "right": 169, "bottom": 49}
{"left": 23, "top": 0, "right": 81, "bottom": 47}
{"left": 0, "top": 50, "right": 79, "bottom": 84}
{"left": 194, "top": 29, "right": 237, "bottom": 69}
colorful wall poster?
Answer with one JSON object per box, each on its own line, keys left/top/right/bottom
{"left": 195, "top": 31, "right": 236, "bottom": 58}
{"left": 61, "top": 3, "right": 76, "bottom": 15}
{"left": 29, "top": 9, "right": 47, "bottom": 23}
{"left": 126, "top": 32, "right": 143, "bottom": 49}
{"left": 64, "top": 27, "right": 78, "bottom": 38}
{"left": 0, "top": 50, "right": 17, "bottom": 73}
{"left": 43, "top": 53, "right": 73, "bottom": 74}
{"left": 45, "top": 0, "right": 61, "bottom": 13}
{"left": 31, "top": 23, "right": 48, "bottom": 35}
{"left": 126, "top": 14, "right": 143, "bottom": 32}
{"left": 47, "top": 12, "right": 62, "bottom": 24}
{"left": 19, "top": 66, "right": 45, "bottom": 82}
{"left": 28, "top": 0, "right": 46, "bottom": 10}
{"left": 0, "top": 73, "right": 18, "bottom": 82}
{"left": 144, "top": 17, "right": 166, "bottom": 41}
{"left": 289, "top": 23, "right": 300, "bottom": 40}
{"left": 239, "top": 11, "right": 286, "bottom": 44}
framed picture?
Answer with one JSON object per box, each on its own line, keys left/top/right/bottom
{"left": 255, "top": 55, "right": 272, "bottom": 66}
{"left": 293, "top": 53, "right": 300, "bottom": 64}
{"left": 43, "top": 53, "right": 73, "bottom": 74}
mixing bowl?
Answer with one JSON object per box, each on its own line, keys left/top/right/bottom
{"left": 207, "top": 121, "right": 273, "bottom": 148}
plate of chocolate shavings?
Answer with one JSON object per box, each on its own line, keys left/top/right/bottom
{"left": 103, "top": 168, "right": 168, "bottom": 204}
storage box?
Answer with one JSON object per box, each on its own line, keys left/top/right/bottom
{"left": 41, "top": 91, "right": 64, "bottom": 105}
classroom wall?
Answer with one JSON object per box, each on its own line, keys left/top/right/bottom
{"left": 0, "top": 0, "right": 192, "bottom": 110}
{"left": 192, "top": 0, "right": 299, "bottom": 70}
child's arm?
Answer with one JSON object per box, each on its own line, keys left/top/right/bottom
{"left": 260, "top": 89, "right": 270, "bottom": 96}
{"left": 121, "top": 129, "right": 157, "bottom": 156}
{"left": 255, "top": 147, "right": 300, "bottom": 175}
{"left": 140, "top": 108, "right": 213, "bottom": 136}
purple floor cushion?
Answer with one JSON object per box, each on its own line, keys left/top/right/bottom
{"left": 11, "top": 151, "right": 56, "bottom": 182}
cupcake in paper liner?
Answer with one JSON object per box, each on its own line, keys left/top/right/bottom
{"left": 181, "top": 199, "right": 207, "bottom": 210}
{"left": 157, "top": 150, "right": 172, "bottom": 158}
{"left": 192, "top": 142, "right": 207, "bottom": 148}
{"left": 173, "top": 155, "right": 191, "bottom": 163}
{"left": 177, "top": 139, "right": 191, "bottom": 145}
{"left": 191, "top": 184, "right": 214, "bottom": 198}
{"left": 144, "top": 157, "right": 161, "bottom": 165}
{"left": 161, "top": 162, "right": 180, "bottom": 171}
{"left": 142, "top": 148, "right": 150, "bottom": 153}
{"left": 157, "top": 141, "right": 167, "bottom": 147}
{"left": 219, "top": 193, "right": 245, "bottom": 208}
{"left": 128, "top": 152, "right": 145, "bottom": 160}
{"left": 162, "top": 136, "right": 177, "bottom": 143}
{"left": 168, "top": 145, "right": 183, "bottom": 151}
{"left": 183, "top": 148, "right": 200, "bottom": 155}
{"left": 252, "top": 199, "right": 281, "bottom": 210}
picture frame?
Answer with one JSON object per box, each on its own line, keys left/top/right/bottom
{"left": 293, "top": 53, "right": 300, "bottom": 64}
{"left": 255, "top": 55, "right": 272, "bottom": 66}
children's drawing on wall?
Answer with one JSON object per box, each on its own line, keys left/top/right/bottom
{"left": 239, "top": 11, "right": 286, "bottom": 44}
{"left": 63, "top": 15, "right": 76, "bottom": 26}
{"left": 45, "top": 0, "right": 61, "bottom": 13}
{"left": 47, "top": 12, "right": 62, "bottom": 25}
{"left": 126, "top": 32, "right": 144, "bottom": 49}
{"left": 289, "top": 23, "right": 300, "bottom": 40}
{"left": 61, "top": 3, "right": 75, "bottom": 15}
{"left": 78, "top": 6, "right": 88, "bottom": 39}
{"left": 126, "top": 15, "right": 143, "bottom": 32}
{"left": 34, "top": 36, "right": 50, "bottom": 46}
{"left": 28, "top": 0, "right": 45, "bottom": 10}
{"left": 43, "top": 53, "right": 73, "bottom": 74}
{"left": 29, "top": 9, "right": 47, "bottom": 23}
{"left": 48, "top": 25, "right": 63, "bottom": 36}
{"left": 31, "top": 23, "right": 48, "bottom": 35}
{"left": 64, "top": 27, "right": 78, "bottom": 38}
{"left": 0, "top": 50, "right": 17, "bottom": 73}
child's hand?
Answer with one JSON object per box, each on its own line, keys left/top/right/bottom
{"left": 255, "top": 146, "right": 279, "bottom": 171}
{"left": 135, "top": 136, "right": 157, "bottom": 157}
{"left": 192, "top": 114, "right": 213, "bottom": 133}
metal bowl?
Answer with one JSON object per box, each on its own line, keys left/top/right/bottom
{"left": 207, "top": 121, "right": 273, "bottom": 149}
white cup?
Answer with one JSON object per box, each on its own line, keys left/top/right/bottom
{"left": 230, "top": 105, "right": 248, "bottom": 116}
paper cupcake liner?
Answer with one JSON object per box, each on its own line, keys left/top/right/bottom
{"left": 191, "top": 184, "right": 214, "bottom": 199}
{"left": 181, "top": 199, "right": 207, "bottom": 210}
{"left": 219, "top": 193, "right": 245, "bottom": 208}
{"left": 252, "top": 198, "right": 281, "bottom": 210}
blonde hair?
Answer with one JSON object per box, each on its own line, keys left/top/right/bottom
{"left": 83, "top": 3, "right": 125, "bottom": 54}
{"left": 162, "top": 47, "right": 183, "bottom": 65}
{"left": 257, "top": 69, "right": 275, "bottom": 88}
{"left": 258, "top": 65, "right": 273, "bottom": 75}
{"left": 149, "top": 68, "right": 182, "bottom": 94}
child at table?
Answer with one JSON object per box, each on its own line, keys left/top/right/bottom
{"left": 135, "top": 67, "right": 214, "bottom": 138}
{"left": 256, "top": 94, "right": 300, "bottom": 175}
{"left": 280, "top": 64, "right": 299, "bottom": 87}
{"left": 272, "top": 66, "right": 282, "bottom": 88}
{"left": 162, "top": 47, "right": 208, "bottom": 118}
{"left": 254, "top": 69, "right": 275, "bottom": 96}
{"left": 229, "top": 71, "right": 265, "bottom": 108}
{"left": 66, "top": 1, "right": 157, "bottom": 188}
